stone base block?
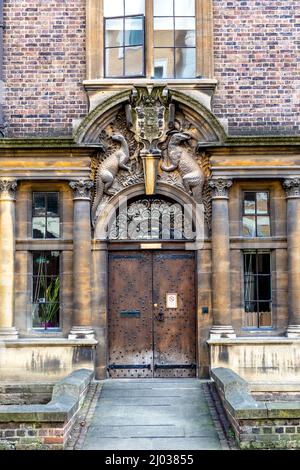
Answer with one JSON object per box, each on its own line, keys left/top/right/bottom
{"left": 0, "top": 327, "right": 18, "bottom": 340}
{"left": 286, "top": 325, "right": 300, "bottom": 338}
{"left": 209, "top": 325, "right": 236, "bottom": 339}
{"left": 68, "top": 326, "right": 95, "bottom": 340}
{"left": 0, "top": 339, "right": 97, "bottom": 382}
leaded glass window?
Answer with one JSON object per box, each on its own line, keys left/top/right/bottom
{"left": 108, "top": 197, "right": 194, "bottom": 240}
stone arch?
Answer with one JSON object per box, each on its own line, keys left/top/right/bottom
{"left": 93, "top": 182, "right": 205, "bottom": 242}
{"left": 74, "top": 88, "right": 227, "bottom": 145}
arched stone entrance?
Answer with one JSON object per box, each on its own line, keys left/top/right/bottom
{"left": 93, "top": 186, "right": 202, "bottom": 378}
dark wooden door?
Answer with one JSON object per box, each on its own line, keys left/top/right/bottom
{"left": 108, "top": 250, "right": 196, "bottom": 378}
{"left": 153, "top": 252, "right": 196, "bottom": 378}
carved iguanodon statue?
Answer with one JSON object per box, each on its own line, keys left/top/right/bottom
{"left": 92, "top": 134, "right": 130, "bottom": 225}
{"left": 160, "top": 132, "right": 205, "bottom": 203}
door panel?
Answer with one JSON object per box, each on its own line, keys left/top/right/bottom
{"left": 108, "top": 250, "right": 196, "bottom": 378}
{"left": 108, "top": 252, "right": 153, "bottom": 378}
{"left": 153, "top": 252, "right": 196, "bottom": 378}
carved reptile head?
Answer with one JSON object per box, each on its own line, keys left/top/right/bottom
{"left": 169, "top": 132, "right": 192, "bottom": 144}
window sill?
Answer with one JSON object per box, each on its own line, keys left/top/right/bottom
{"left": 83, "top": 77, "right": 218, "bottom": 92}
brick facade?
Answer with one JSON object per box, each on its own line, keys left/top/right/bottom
{"left": 213, "top": 0, "right": 300, "bottom": 136}
{"left": 3, "top": 0, "right": 87, "bottom": 137}
{"left": 1, "top": 1, "right": 299, "bottom": 138}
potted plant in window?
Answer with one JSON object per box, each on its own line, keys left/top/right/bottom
{"left": 39, "top": 276, "right": 60, "bottom": 329}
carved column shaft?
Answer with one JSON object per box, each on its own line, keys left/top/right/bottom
{"left": 69, "top": 180, "right": 94, "bottom": 339}
{"left": 283, "top": 179, "right": 300, "bottom": 337}
{"left": 0, "top": 179, "right": 18, "bottom": 339}
{"left": 209, "top": 179, "right": 235, "bottom": 339}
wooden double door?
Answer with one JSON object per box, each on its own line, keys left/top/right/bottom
{"left": 108, "top": 250, "right": 196, "bottom": 378}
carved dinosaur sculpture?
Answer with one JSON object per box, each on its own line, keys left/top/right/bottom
{"left": 92, "top": 134, "right": 130, "bottom": 225}
{"left": 161, "top": 132, "right": 205, "bottom": 203}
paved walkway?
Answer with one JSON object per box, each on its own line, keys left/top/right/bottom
{"left": 81, "top": 379, "right": 227, "bottom": 450}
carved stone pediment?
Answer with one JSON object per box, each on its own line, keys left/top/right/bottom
{"left": 91, "top": 86, "right": 213, "bottom": 230}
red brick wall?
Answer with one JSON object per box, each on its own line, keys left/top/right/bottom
{"left": 2, "top": 1, "right": 299, "bottom": 138}
{"left": 3, "top": 0, "right": 87, "bottom": 138}
{"left": 213, "top": 0, "right": 300, "bottom": 136}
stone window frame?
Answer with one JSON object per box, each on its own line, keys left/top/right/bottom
{"left": 86, "top": 0, "right": 214, "bottom": 80}
{"left": 15, "top": 182, "right": 73, "bottom": 337}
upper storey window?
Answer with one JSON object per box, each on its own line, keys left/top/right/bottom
{"left": 104, "top": 0, "right": 145, "bottom": 77}
{"left": 103, "top": 0, "right": 196, "bottom": 79}
{"left": 153, "top": 0, "right": 195, "bottom": 79}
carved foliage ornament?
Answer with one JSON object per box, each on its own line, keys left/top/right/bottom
{"left": 208, "top": 178, "right": 233, "bottom": 198}
{"left": 0, "top": 179, "right": 18, "bottom": 200}
{"left": 283, "top": 179, "right": 300, "bottom": 198}
{"left": 70, "top": 180, "right": 94, "bottom": 200}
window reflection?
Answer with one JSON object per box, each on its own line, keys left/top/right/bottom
{"left": 32, "top": 192, "right": 60, "bottom": 239}
{"left": 243, "top": 191, "right": 270, "bottom": 237}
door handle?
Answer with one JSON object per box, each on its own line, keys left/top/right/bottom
{"left": 155, "top": 309, "right": 164, "bottom": 322}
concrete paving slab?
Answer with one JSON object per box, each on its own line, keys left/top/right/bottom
{"left": 82, "top": 379, "right": 224, "bottom": 450}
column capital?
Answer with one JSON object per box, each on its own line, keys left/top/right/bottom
{"left": 0, "top": 179, "right": 17, "bottom": 201}
{"left": 209, "top": 178, "right": 233, "bottom": 199}
{"left": 283, "top": 178, "right": 300, "bottom": 199}
{"left": 70, "top": 179, "right": 94, "bottom": 201}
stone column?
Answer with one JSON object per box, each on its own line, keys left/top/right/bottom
{"left": 69, "top": 180, "right": 95, "bottom": 339}
{"left": 0, "top": 179, "right": 18, "bottom": 339}
{"left": 283, "top": 179, "right": 300, "bottom": 337}
{"left": 208, "top": 178, "right": 235, "bottom": 339}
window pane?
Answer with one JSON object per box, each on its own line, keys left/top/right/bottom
{"left": 244, "top": 253, "right": 256, "bottom": 274}
{"left": 243, "top": 216, "right": 256, "bottom": 237}
{"left": 154, "top": 0, "right": 174, "bottom": 16}
{"left": 175, "top": 0, "right": 195, "bottom": 16}
{"left": 47, "top": 193, "right": 59, "bottom": 217}
{"left": 257, "top": 216, "right": 270, "bottom": 237}
{"left": 244, "top": 192, "right": 256, "bottom": 214}
{"left": 33, "top": 217, "right": 45, "bottom": 239}
{"left": 258, "top": 275, "right": 271, "bottom": 301}
{"left": 154, "top": 49, "right": 174, "bottom": 78}
{"left": 256, "top": 192, "right": 269, "bottom": 214}
{"left": 105, "top": 18, "right": 123, "bottom": 47}
{"left": 259, "top": 308, "right": 272, "bottom": 327}
{"left": 125, "top": 17, "right": 143, "bottom": 46}
{"left": 104, "top": 0, "right": 124, "bottom": 17}
{"left": 245, "top": 307, "right": 258, "bottom": 327}
{"left": 125, "top": 46, "right": 144, "bottom": 76}
{"left": 33, "top": 194, "right": 46, "bottom": 217}
{"left": 33, "top": 276, "right": 46, "bottom": 303}
{"left": 244, "top": 275, "right": 256, "bottom": 301}
{"left": 175, "top": 48, "right": 195, "bottom": 78}
{"left": 105, "top": 48, "right": 124, "bottom": 76}
{"left": 32, "top": 251, "right": 60, "bottom": 329}
{"left": 125, "top": 0, "right": 145, "bottom": 15}
{"left": 257, "top": 253, "right": 271, "bottom": 274}
{"left": 46, "top": 218, "right": 60, "bottom": 239}
{"left": 47, "top": 251, "right": 60, "bottom": 276}
{"left": 175, "top": 18, "right": 195, "bottom": 47}
{"left": 33, "top": 254, "right": 48, "bottom": 277}
{"left": 154, "top": 18, "right": 174, "bottom": 47}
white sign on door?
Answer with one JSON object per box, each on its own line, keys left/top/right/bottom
{"left": 166, "top": 293, "right": 178, "bottom": 309}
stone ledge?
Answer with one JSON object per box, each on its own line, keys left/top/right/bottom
{"left": 212, "top": 367, "right": 300, "bottom": 449}
{"left": 0, "top": 338, "right": 98, "bottom": 347}
{"left": 0, "top": 369, "right": 94, "bottom": 423}
{"left": 208, "top": 337, "right": 300, "bottom": 345}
